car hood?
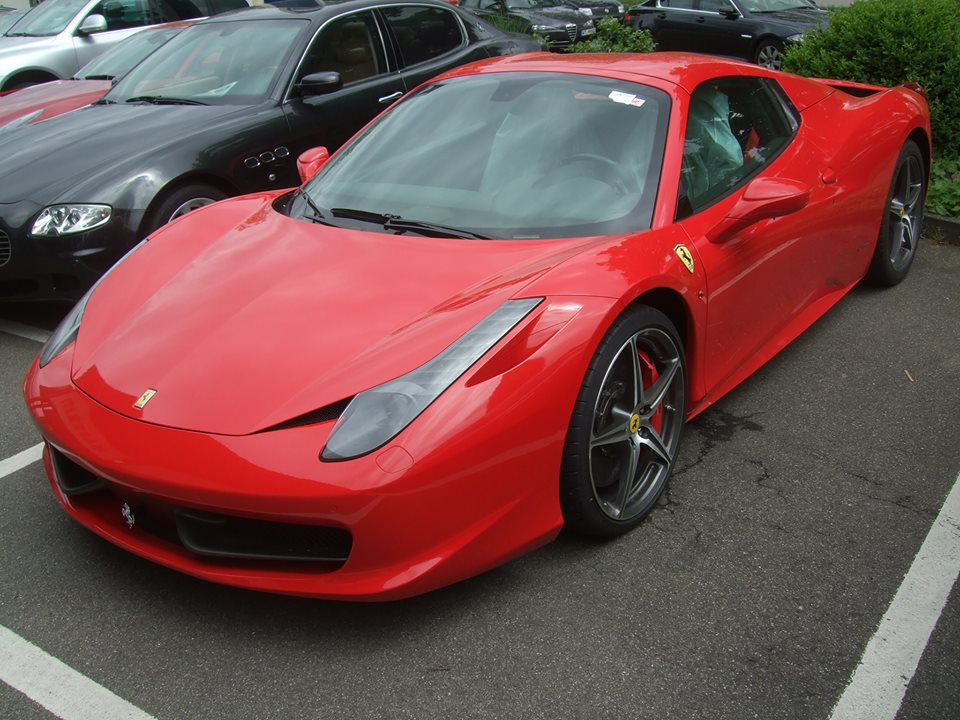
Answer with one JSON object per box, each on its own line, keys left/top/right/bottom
{"left": 0, "top": 102, "right": 250, "bottom": 203}
{"left": 70, "top": 194, "right": 608, "bottom": 436}
{"left": 0, "top": 79, "right": 109, "bottom": 127}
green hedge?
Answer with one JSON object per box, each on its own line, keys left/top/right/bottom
{"left": 782, "top": 0, "right": 960, "bottom": 155}
{"left": 568, "top": 18, "right": 655, "bottom": 54}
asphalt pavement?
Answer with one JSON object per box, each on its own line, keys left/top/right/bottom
{"left": 0, "top": 237, "right": 958, "bottom": 720}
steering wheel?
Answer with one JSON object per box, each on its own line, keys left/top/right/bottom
{"left": 558, "top": 153, "right": 632, "bottom": 196}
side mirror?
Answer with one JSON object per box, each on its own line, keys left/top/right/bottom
{"left": 707, "top": 177, "right": 809, "bottom": 244}
{"left": 297, "top": 146, "right": 330, "bottom": 183}
{"left": 298, "top": 71, "right": 342, "bottom": 97}
{"left": 720, "top": 8, "right": 739, "bottom": 19}
{"left": 77, "top": 14, "right": 108, "bottom": 35}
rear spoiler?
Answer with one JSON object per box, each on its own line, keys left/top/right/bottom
{"left": 812, "top": 78, "right": 925, "bottom": 98}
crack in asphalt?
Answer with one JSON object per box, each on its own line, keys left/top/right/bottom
{"left": 674, "top": 409, "right": 766, "bottom": 478}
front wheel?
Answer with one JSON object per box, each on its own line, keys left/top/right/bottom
{"left": 144, "top": 183, "right": 227, "bottom": 236}
{"left": 754, "top": 39, "right": 783, "bottom": 70}
{"left": 561, "top": 305, "right": 687, "bottom": 538}
{"left": 866, "top": 140, "right": 925, "bottom": 287}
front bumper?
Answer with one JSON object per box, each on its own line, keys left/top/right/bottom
{"left": 0, "top": 203, "right": 141, "bottom": 302}
{"left": 22, "top": 301, "right": 611, "bottom": 598}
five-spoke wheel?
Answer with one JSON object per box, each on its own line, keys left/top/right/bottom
{"left": 562, "top": 305, "right": 687, "bottom": 537}
{"left": 867, "top": 140, "right": 926, "bottom": 286}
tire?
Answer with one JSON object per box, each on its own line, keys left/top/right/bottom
{"left": 144, "top": 183, "right": 227, "bottom": 236}
{"left": 560, "top": 305, "right": 687, "bottom": 538}
{"left": 865, "top": 140, "right": 925, "bottom": 287}
{"left": 754, "top": 39, "right": 783, "bottom": 70}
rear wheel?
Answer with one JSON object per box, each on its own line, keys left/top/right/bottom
{"left": 561, "top": 305, "right": 687, "bottom": 537}
{"left": 866, "top": 140, "right": 925, "bottom": 287}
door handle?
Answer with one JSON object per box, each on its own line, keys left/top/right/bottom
{"left": 696, "top": 15, "right": 705, "bottom": 22}
{"left": 379, "top": 91, "right": 403, "bottom": 104}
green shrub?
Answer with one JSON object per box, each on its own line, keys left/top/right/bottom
{"left": 926, "top": 156, "right": 960, "bottom": 219}
{"left": 782, "top": 0, "right": 960, "bottom": 154}
{"left": 568, "top": 17, "right": 656, "bottom": 54}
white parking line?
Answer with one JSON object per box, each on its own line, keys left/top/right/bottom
{"left": 0, "top": 443, "right": 43, "bottom": 480}
{"left": 0, "top": 319, "right": 50, "bottom": 344}
{"left": 0, "top": 625, "right": 157, "bottom": 720}
{"left": 829, "top": 470, "right": 960, "bottom": 720}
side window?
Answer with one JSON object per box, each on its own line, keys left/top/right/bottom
{"left": 298, "top": 12, "right": 387, "bottom": 87}
{"left": 88, "top": 0, "right": 184, "bottom": 28}
{"left": 660, "top": 0, "right": 696, "bottom": 9}
{"left": 677, "top": 77, "right": 797, "bottom": 219}
{"left": 697, "top": 0, "right": 735, "bottom": 13}
{"left": 381, "top": 6, "right": 465, "bottom": 67}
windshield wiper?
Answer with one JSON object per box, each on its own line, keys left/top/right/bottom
{"left": 82, "top": 74, "right": 115, "bottom": 81}
{"left": 331, "top": 207, "right": 491, "bottom": 240}
{"left": 124, "top": 95, "right": 208, "bottom": 105}
{"left": 297, "top": 189, "right": 333, "bottom": 225}
{"left": 6, "top": 32, "right": 41, "bottom": 37}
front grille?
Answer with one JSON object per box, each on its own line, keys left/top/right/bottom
{"left": 0, "top": 230, "right": 10, "bottom": 268}
{"left": 50, "top": 448, "right": 351, "bottom": 567}
{"left": 566, "top": 23, "right": 577, "bottom": 42}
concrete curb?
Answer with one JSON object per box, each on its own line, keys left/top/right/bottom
{"left": 925, "top": 213, "right": 960, "bottom": 247}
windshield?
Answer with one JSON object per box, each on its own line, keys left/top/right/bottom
{"left": 302, "top": 73, "right": 670, "bottom": 239}
{"left": 743, "top": 0, "right": 818, "bottom": 12}
{"left": 0, "top": 10, "right": 25, "bottom": 35}
{"left": 506, "top": 0, "right": 561, "bottom": 8}
{"left": 4, "top": 0, "right": 90, "bottom": 37}
{"left": 77, "top": 25, "right": 183, "bottom": 79}
{"left": 107, "top": 19, "right": 305, "bottom": 105}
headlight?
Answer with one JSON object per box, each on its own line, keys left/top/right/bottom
{"left": 531, "top": 23, "right": 551, "bottom": 31}
{"left": 322, "top": 298, "right": 543, "bottom": 461}
{"left": 585, "top": 19, "right": 595, "bottom": 28}
{"left": 39, "top": 241, "right": 145, "bottom": 367}
{"left": 617, "top": 3, "right": 624, "bottom": 11}
{"left": 578, "top": 7, "right": 593, "bottom": 15}
{"left": 31, "top": 204, "right": 112, "bottom": 237}
{"left": 786, "top": 33, "right": 804, "bottom": 42}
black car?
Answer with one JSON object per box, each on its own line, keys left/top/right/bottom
{"left": 562, "top": 0, "right": 625, "bottom": 25}
{"left": 630, "top": 0, "right": 828, "bottom": 69}
{"left": 459, "top": 0, "right": 596, "bottom": 49}
{"left": 0, "top": 1, "right": 540, "bottom": 301}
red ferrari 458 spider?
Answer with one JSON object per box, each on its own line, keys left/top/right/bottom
{"left": 24, "top": 52, "right": 930, "bottom": 600}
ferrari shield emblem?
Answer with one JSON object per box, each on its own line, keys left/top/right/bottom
{"left": 629, "top": 413, "right": 641, "bottom": 433}
{"left": 133, "top": 389, "right": 157, "bottom": 409}
{"left": 674, "top": 244, "right": 695, "bottom": 274}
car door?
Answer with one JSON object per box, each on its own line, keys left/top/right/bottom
{"left": 281, "top": 10, "right": 405, "bottom": 161}
{"left": 693, "top": 0, "right": 754, "bottom": 60}
{"left": 644, "top": 0, "right": 700, "bottom": 50}
{"left": 674, "top": 76, "right": 838, "bottom": 396}
{"left": 378, "top": 4, "right": 490, "bottom": 92}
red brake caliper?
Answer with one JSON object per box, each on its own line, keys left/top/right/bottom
{"left": 637, "top": 350, "right": 663, "bottom": 434}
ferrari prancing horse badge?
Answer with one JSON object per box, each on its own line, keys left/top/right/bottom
{"left": 674, "top": 244, "right": 695, "bottom": 274}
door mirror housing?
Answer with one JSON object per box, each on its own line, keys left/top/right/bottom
{"left": 297, "top": 146, "right": 330, "bottom": 183}
{"left": 707, "top": 177, "right": 810, "bottom": 244}
{"left": 298, "top": 72, "right": 342, "bottom": 97}
{"left": 77, "top": 14, "right": 108, "bottom": 35}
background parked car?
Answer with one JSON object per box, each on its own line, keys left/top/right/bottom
{"left": 0, "top": 0, "right": 244, "bottom": 91}
{"left": 459, "top": 0, "right": 596, "bottom": 49}
{"left": 0, "top": 21, "right": 194, "bottom": 128}
{"left": 561, "top": 0, "right": 624, "bottom": 24}
{"left": 630, "top": 0, "right": 828, "bottom": 69}
{"left": 0, "top": 1, "right": 541, "bottom": 302}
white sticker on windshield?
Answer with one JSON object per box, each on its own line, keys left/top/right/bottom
{"left": 608, "top": 90, "right": 646, "bottom": 108}
{"left": 197, "top": 81, "right": 238, "bottom": 97}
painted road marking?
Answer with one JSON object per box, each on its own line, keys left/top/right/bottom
{"left": 0, "top": 625, "right": 157, "bottom": 720}
{"left": 0, "top": 443, "right": 43, "bottom": 480}
{"left": 830, "top": 469, "right": 960, "bottom": 720}
{"left": 0, "top": 320, "right": 49, "bottom": 344}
